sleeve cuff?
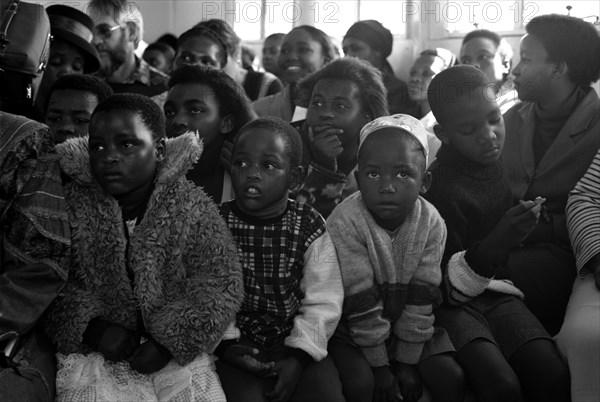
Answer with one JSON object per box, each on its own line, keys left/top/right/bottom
{"left": 361, "top": 343, "right": 389, "bottom": 367}
{"left": 286, "top": 347, "right": 314, "bottom": 369}
{"left": 465, "top": 241, "right": 509, "bottom": 277}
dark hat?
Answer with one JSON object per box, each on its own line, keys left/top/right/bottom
{"left": 46, "top": 5, "right": 100, "bottom": 73}
{"left": 345, "top": 20, "right": 393, "bottom": 58}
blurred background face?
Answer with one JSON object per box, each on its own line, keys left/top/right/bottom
{"left": 174, "top": 36, "right": 223, "bottom": 70}
{"left": 278, "top": 29, "right": 326, "bottom": 85}
{"left": 342, "top": 37, "right": 379, "bottom": 69}
{"left": 143, "top": 49, "right": 170, "bottom": 73}
{"left": 91, "top": 13, "right": 130, "bottom": 76}
{"left": 262, "top": 36, "right": 283, "bottom": 75}
{"left": 407, "top": 55, "right": 438, "bottom": 103}
{"left": 460, "top": 37, "right": 506, "bottom": 84}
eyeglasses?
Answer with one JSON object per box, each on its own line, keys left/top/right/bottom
{"left": 94, "top": 24, "right": 122, "bottom": 40}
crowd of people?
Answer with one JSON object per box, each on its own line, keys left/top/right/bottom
{"left": 1, "top": 1, "right": 600, "bottom": 401}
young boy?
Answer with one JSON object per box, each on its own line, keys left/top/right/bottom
{"left": 44, "top": 74, "right": 113, "bottom": 143}
{"left": 424, "top": 65, "right": 570, "bottom": 402}
{"left": 45, "top": 94, "right": 243, "bottom": 401}
{"left": 216, "top": 117, "right": 345, "bottom": 402}
{"left": 327, "top": 114, "right": 465, "bottom": 402}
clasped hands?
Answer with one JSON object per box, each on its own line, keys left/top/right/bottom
{"left": 87, "top": 320, "right": 171, "bottom": 374}
{"left": 222, "top": 344, "right": 303, "bottom": 402}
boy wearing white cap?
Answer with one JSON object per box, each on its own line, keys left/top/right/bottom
{"left": 327, "top": 114, "right": 465, "bottom": 402}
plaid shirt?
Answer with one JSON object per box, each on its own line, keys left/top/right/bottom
{"left": 220, "top": 200, "right": 326, "bottom": 346}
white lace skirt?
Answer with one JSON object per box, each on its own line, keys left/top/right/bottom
{"left": 55, "top": 352, "right": 226, "bottom": 402}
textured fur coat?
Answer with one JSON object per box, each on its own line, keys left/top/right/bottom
{"left": 44, "top": 133, "right": 243, "bottom": 365}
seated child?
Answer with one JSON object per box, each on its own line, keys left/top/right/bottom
{"left": 327, "top": 114, "right": 465, "bottom": 402}
{"left": 424, "top": 65, "right": 570, "bottom": 402}
{"left": 216, "top": 117, "right": 345, "bottom": 402}
{"left": 295, "top": 57, "right": 389, "bottom": 218}
{"left": 44, "top": 74, "right": 113, "bottom": 143}
{"left": 44, "top": 94, "right": 243, "bottom": 401}
{"left": 163, "top": 64, "right": 256, "bottom": 203}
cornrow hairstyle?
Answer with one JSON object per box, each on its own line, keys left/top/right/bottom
{"left": 297, "top": 57, "right": 389, "bottom": 120}
{"left": 289, "top": 25, "right": 336, "bottom": 66}
{"left": 47, "top": 74, "right": 113, "bottom": 113}
{"left": 194, "top": 19, "right": 241, "bottom": 59}
{"left": 233, "top": 117, "right": 302, "bottom": 173}
{"left": 526, "top": 14, "right": 600, "bottom": 87}
{"left": 168, "top": 64, "right": 256, "bottom": 136}
{"left": 92, "top": 93, "right": 165, "bottom": 140}
{"left": 177, "top": 26, "right": 229, "bottom": 66}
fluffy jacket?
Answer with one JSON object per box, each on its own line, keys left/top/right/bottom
{"left": 44, "top": 133, "right": 243, "bottom": 365}
{"left": 327, "top": 192, "right": 446, "bottom": 366}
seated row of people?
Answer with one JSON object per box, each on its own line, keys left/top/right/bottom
{"left": 2, "top": 3, "right": 600, "bottom": 401}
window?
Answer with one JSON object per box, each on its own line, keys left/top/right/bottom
{"left": 232, "top": 0, "right": 406, "bottom": 40}
{"left": 442, "top": 0, "right": 600, "bottom": 35}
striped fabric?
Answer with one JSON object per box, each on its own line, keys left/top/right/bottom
{"left": 567, "top": 148, "right": 600, "bottom": 276}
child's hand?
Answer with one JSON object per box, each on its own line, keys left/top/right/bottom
{"left": 128, "top": 339, "right": 172, "bottom": 374}
{"left": 265, "top": 356, "right": 303, "bottom": 402}
{"left": 308, "top": 126, "right": 344, "bottom": 172}
{"left": 220, "top": 140, "right": 234, "bottom": 172}
{"left": 485, "top": 198, "right": 545, "bottom": 250}
{"left": 96, "top": 323, "right": 140, "bottom": 362}
{"left": 392, "top": 362, "right": 423, "bottom": 402}
{"left": 372, "top": 366, "right": 401, "bottom": 402}
{"left": 222, "top": 344, "right": 274, "bottom": 376}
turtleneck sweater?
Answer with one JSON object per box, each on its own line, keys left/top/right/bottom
{"left": 533, "top": 86, "right": 586, "bottom": 166}
{"left": 425, "top": 144, "right": 515, "bottom": 303}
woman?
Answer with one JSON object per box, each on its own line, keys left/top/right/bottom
{"left": 500, "top": 14, "right": 600, "bottom": 337}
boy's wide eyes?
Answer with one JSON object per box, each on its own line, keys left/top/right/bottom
{"left": 367, "top": 171, "right": 379, "bottom": 179}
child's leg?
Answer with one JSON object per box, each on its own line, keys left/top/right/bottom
{"left": 289, "top": 355, "right": 345, "bottom": 402}
{"left": 508, "top": 339, "right": 571, "bottom": 402}
{"left": 417, "top": 353, "right": 465, "bottom": 402}
{"left": 456, "top": 339, "right": 521, "bottom": 402}
{"left": 215, "top": 359, "right": 274, "bottom": 402}
{"left": 328, "top": 336, "right": 374, "bottom": 402}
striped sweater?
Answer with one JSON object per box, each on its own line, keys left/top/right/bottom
{"left": 567, "top": 148, "right": 600, "bottom": 276}
{"left": 327, "top": 192, "right": 446, "bottom": 366}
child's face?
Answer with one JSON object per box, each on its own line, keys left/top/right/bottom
{"left": 89, "top": 110, "right": 164, "bottom": 203}
{"left": 45, "top": 40, "right": 85, "bottom": 83}
{"left": 512, "top": 34, "right": 554, "bottom": 102}
{"left": 435, "top": 86, "right": 505, "bottom": 165}
{"left": 231, "top": 128, "right": 297, "bottom": 219}
{"left": 306, "top": 78, "right": 368, "bottom": 157}
{"left": 45, "top": 89, "right": 99, "bottom": 144}
{"left": 460, "top": 37, "right": 507, "bottom": 84}
{"left": 408, "top": 55, "right": 440, "bottom": 103}
{"left": 278, "top": 29, "right": 326, "bottom": 84}
{"left": 164, "top": 83, "right": 232, "bottom": 144}
{"left": 262, "top": 36, "right": 283, "bottom": 75}
{"left": 174, "top": 36, "right": 223, "bottom": 70}
{"left": 357, "top": 129, "right": 430, "bottom": 231}
{"left": 143, "top": 49, "right": 170, "bottom": 73}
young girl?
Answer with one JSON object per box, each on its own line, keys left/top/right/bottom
{"left": 216, "top": 117, "right": 345, "bottom": 402}
{"left": 252, "top": 25, "right": 337, "bottom": 122}
{"left": 295, "top": 57, "right": 388, "bottom": 218}
{"left": 45, "top": 94, "right": 243, "bottom": 401}
{"left": 163, "top": 64, "right": 256, "bottom": 203}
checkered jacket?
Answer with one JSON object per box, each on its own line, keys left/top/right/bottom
{"left": 219, "top": 200, "right": 343, "bottom": 361}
